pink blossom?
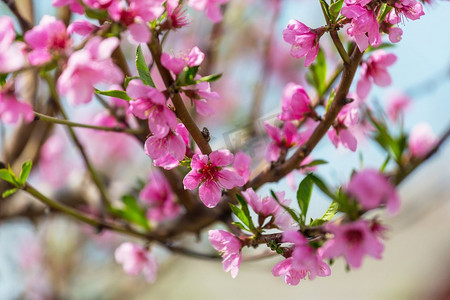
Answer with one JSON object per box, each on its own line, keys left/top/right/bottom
{"left": 282, "top": 20, "right": 320, "bottom": 67}
{"left": 356, "top": 50, "right": 397, "bottom": 99}
{"left": 273, "top": 231, "right": 330, "bottom": 285}
{"left": 140, "top": 171, "right": 181, "bottom": 222}
{"left": 161, "top": 46, "right": 205, "bottom": 74}
{"left": 408, "top": 122, "right": 438, "bottom": 158}
{"left": 108, "top": 0, "right": 165, "bottom": 43}
{"left": 388, "top": 27, "right": 403, "bottom": 43}
{"left": 67, "top": 20, "right": 98, "bottom": 36}
{"left": 83, "top": 0, "right": 114, "bottom": 9}
{"left": 185, "top": 79, "right": 221, "bottom": 116}
{"left": 166, "top": 0, "right": 190, "bottom": 29}
{"left": 341, "top": 5, "right": 381, "bottom": 52}
{"left": 208, "top": 230, "right": 242, "bottom": 278}
{"left": 115, "top": 242, "right": 158, "bottom": 283}
{"left": 278, "top": 83, "right": 311, "bottom": 121}
{"left": 52, "top": 0, "right": 84, "bottom": 14}
{"left": 183, "top": 150, "right": 245, "bottom": 208}
{"left": 25, "top": 15, "right": 71, "bottom": 66}
{"left": 144, "top": 125, "right": 187, "bottom": 169}
{"left": 320, "top": 220, "right": 384, "bottom": 268}
{"left": 188, "top": 0, "right": 229, "bottom": 23}
{"left": 232, "top": 151, "right": 251, "bottom": 184}
{"left": 347, "top": 169, "right": 400, "bottom": 214}
{"left": 0, "top": 17, "right": 25, "bottom": 73}
{"left": 327, "top": 104, "right": 359, "bottom": 151}
{"left": 0, "top": 86, "right": 34, "bottom": 124}
{"left": 386, "top": 91, "right": 411, "bottom": 122}
{"left": 57, "top": 37, "right": 123, "bottom": 105}
{"left": 387, "top": 0, "right": 424, "bottom": 23}
{"left": 126, "top": 79, "right": 178, "bottom": 138}
{"left": 265, "top": 121, "right": 303, "bottom": 162}
{"left": 242, "top": 188, "right": 295, "bottom": 230}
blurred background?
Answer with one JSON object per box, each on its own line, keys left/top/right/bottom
{"left": 0, "top": 0, "right": 449, "bottom": 299}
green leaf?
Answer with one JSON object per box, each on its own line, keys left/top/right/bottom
{"left": 297, "top": 175, "right": 314, "bottom": 220}
{"left": 329, "top": 0, "right": 344, "bottom": 22}
{"left": 195, "top": 73, "right": 222, "bottom": 83}
{"left": 2, "top": 188, "right": 18, "bottom": 198}
{"left": 176, "top": 66, "right": 199, "bottom": 86}
{"left": 231, "top": 221, "right": 248, "bottom": 231}
{"left": 94, "top": 88, "right": 131, "bottom": 101}
{"left": 326, "top": 89, "right": 336, "bottom": 112}
{"left": 124, "top": 76, "right": 140, "bottom": 89}
{"left": 85, "top": 8, "right": 108, "bottom": 20}
{"left": 119, "top": 195, "right": 150, "bottom": 230}
{"left": 310, "top": 201, "right": 339, "bottom": 226}
{"left": 0, "top": 169, "right": 14, "bottom": 184}
{"left": 19, "top": 160, "right": 32, "bottom": 185}
{"left": 270, "top": 190, "right": 300, "bottom": 224}
{"left": 0, "top": 73, "right": 8, "bottom": 86}
{"left": 235, "top": 194, "right": 255, "bottom": 230}
{"left": 309, "top": 48, "right": 327, "bottom": 95}
{"left": 229, "top": 203, "right": 250, "bottom": 228}
{"left": 309, "top": 174, "right": 337, "bottom": 201}
{"left": 320, "top": 0, "right": 331, "bottom": 21}
{"left": 136, "top": 45, "right": 155, "bottom": 87}
{"left": 301, "top": 159, "right": 328, "bottom": 168}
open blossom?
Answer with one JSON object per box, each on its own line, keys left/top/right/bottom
{"left": 282, "top": 20, "right": 320, "bottom": 67}
{"left": 108, "top": 0, "right": 165, "bottom": 43}
{"left": 0, "top": 85, "right": 34, "bottom": 124}
{"left": 356, "top": 50, "right": 397, "bottom": 99}
{"left": 57, "top": 37, "right": 123, "bottom": 105}
{"left": 242, "top": 188, "right": 295, "bottom": 230}
{"left": 165, "top": 0, "right": 190, "bottom": 29}
{"left": 144, "top": 124, "right": 188, "bottom": 169}
{"left": 278, "top": 83, "right": 311, "bottom": 121}
{"left": 183, "top": 150, "right": 245, "bottom": 208}
{"left": 25, "top": 15, "right": 71, "bottom": 66}
{"left": 408, "top": 122, "right": 438, "bottom": 158}
{"left": 265, "top": 121, "right": 303, "bottom": 162}
{"left": 388, "top": 27, "right": 403, "bottom": 43}
{"left": 0, "top": 16, "right": 25, "bottom": 73}
{"left": 328, "top": 104, "right": 359, "bottom": 152}
{"left": 126, "top": 79, "right": 178, "bottom": 138}
{"left": 161, "top": 46, "right": 205, "bottom": 75}
{"left": 67, "top": 20, "right": 98, "bottom": 36}
{"left": 347, "top": 169, "right": 400, "bottom": 214}
{"left": 272, "top": 231, "right": 330, "bottom": 286}
{"left": 232, "top": 151, "right": 251, "bottom": 184}
{"left": 115, "top": 242, "right": 158, "bottom": 283}
{"left": 208, "top": 230, "right": 242, "bottom": 278}
{"left": 386, "top": 91, "right": 411, "bottom": 122}
{"left": 188, "top": 0, "right": 229, "bottom": 23}
{"left": 83, "top": 0, "right": 114, "bottom": 9}
{"left": 387, "top": 0, "right": 424, "bottom": 23}
{"left": 341, "top": 5, "right": 381, "bottom": 52}
{"left": 140, "top": 171, "right": 181, "bottom": 222}
{"left": 319, "top": 220, "right": 384, "bottom": 269}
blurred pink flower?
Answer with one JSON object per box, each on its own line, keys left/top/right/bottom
{"left": 232, "top": 151, "right": 251, "bottom": 184}
{"left": 140, "top": 171, "right": 181, "bottom": 222}
{"left": 115, "top": 242, "right": 158, "bottom": 283}
{"left": 356, "top": 50, "right": 397, "bottom": 99}
{"left": 57, "top": 37, "right": 123, "bottom": 105}
{"left": 67, "top": 20, "right": 98, "bottom": 36}
{"left": 328, "top": 104, "right": 359, "bottom": 152}
{"left": 278, "top": 83, "right": 312, "bottom": 121}
{"left": 189, "top": 0, "right": 229, "bottom": 23}
{"left": 0, "top": 16, "right": 25, "bottom": 73}
{"left": 347, "top": 169, "right": 400, "bottom": 214}
{"left": 25, "top": 15, "right": 71, "bottom": 66}
{"left": 319, "top": 220, "right": 384, "bottom": 268}
{"left": 208, "top": 229, "right": 242, "bottom": 278}
{"left": 183, "top": 150, "right": 244, "bottom": 208}
{"left": 52, "top": 0, "right": 84, "bottom": 14}
{"left": 408, "top": 122, "right": 438, "bottom": 158}
{"left": 265, "top": 121, "right": 303, "bottom": 162}
{"left": 0, "top": 86, "right": 34, "bottom": 124}
{"left": 386, "top": 91, "right": 411, "bottom": 122}
{"left": 283, "top": 20, "right": 320, "bottom": 67}
{"left": 161, "top": 46, "right": 205, "bottom": 74}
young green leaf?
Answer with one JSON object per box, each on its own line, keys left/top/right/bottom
{"left": 19, "top": 160, "right": 32, "bottom": 185}
{"left": 301, "top": 159, "right": 328, "bottom": 169}
{"left": 297, "top": 174, "right": 314, "bottom": 219}
{"left": 329, "top": 0, "right": 344, "bottom": 22}
{"left": 136, "top": 45, "right": 155, "bottom": 87}
{"left": 2, "top": 188, "right": 18, "bottom": 198}
{"left": 229, "top": 203, "right": 250, "bottom": 228}
{"left": 270, "top": 190, "right": 301, "bottom": 224}
{"left": 0, "top": 169, "right": 14, "bottom": 184}
{"left": 310, "top": 201, "right": 339, "bottom": 226}
{"left": 94, "top": 89, "right": 131, "bottom": 101}
{"left": 309, "top": 174, "right": 337, "bottom": 201}
{"left": 195, "top": 73, "right": 222, "bottom": 83}
{"left": 119, "top": 195, "right": 150, "bottom": 230}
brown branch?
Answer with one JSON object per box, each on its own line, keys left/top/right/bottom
{"left": 1, "top": 0, "right": 33, "bottom": 32}
{"left": 148, "top": 33, "right": 212, "bottom": 155}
